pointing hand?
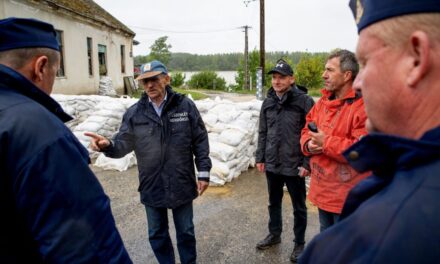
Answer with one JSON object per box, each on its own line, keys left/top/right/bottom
{"left": 84, "top": 132, "right": 110, "bottom": 151}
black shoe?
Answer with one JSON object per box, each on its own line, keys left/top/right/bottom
{"left": 290, "top": 243, "right": 305, "bottom": 263}
{"left": 256, "top": 234, "right": 281, "bottom": 250}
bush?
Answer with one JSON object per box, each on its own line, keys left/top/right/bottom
{"left": 170, "top": 72, "right": 185, "bottom": 88}
{"left": 187, "top": 71, "right": 226, "bottom": 90}
{"left": 295, "top": 54, "right": 325, "bottom": 89}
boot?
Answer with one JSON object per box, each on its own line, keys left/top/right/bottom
{"left": 256, "top": 234, "right": 281, "bottom": 250}
{"left": 290, "top": 243, "right": 305, "bottom": 262}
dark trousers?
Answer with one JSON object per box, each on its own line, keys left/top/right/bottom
{"left": 145, "top": 202, "right": 196, "bottom": 264}
{"left": 266, "top": 171, "right": 307, "bottom": 244}
{"left": 318, "top": 208, "right": 340, "bottom": 232}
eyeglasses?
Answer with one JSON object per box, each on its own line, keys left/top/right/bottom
{"left": 142, "top": 75, "right": 162, "bottom": 85}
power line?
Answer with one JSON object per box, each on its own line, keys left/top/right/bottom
{"left": 129, "top": 25, "right": 241, "bottom": 34}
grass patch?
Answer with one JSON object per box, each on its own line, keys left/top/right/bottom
{"left": 230, "top": 88, "right": 257, "bottom": 95}
{"left": 175, "top": 88, "right": 208, "bottom": 100}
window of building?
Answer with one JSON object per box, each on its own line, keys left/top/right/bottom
{"left": 98, "top": 44, "right": 107, "bottom": 76}
{"left": 55, "top": 30, "right": 65, "bottom": 77}
{"left": 120, "top": 45, "right": 126, "bottom": 73}
{"left": 87, "top": 37, "right": 93, "bottom": 76}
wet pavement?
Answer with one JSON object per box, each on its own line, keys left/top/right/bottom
{"left": 93, "top": 166, "right": 320, "bottom": 264}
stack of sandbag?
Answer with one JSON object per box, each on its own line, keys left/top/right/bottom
{"left": 98, "top": 76, "right": 117, "bottom": 96}
{"left": 52, "top": 94, "right": 105, "bottom": 129}
{"left": 195, "top": 97, "right": 262, "bottom": 186}
{"left": 52, "top": 94, "right": 138, "bottom": 169}
{"left": 72, "top": 99, "right": 129, "bottom": 148}
{"left": 52, "top": 94, "right": 263, "bottom": 186}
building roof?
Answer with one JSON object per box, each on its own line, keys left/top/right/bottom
{"left": 24, "top": 0, "right": 135, "bottom": 37}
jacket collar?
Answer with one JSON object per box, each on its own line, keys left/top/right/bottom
{"left": 0, "top": 64, "right": 72, "bottom": 123}
{"left": 344, "top": 126, "right": 440, "bottom": 177}
{"left": 320, "top": 87, "right": 360, "bottom": 105}
{"left": 139, "top": 85, "right": 183, "bottom": 120}
{"left": 140, "top": 85, "right": 177, "bottom": 107}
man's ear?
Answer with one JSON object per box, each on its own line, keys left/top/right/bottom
{"left": 406, "top": 31, "right": 430, "bottom": 88}
{"left": 33, "top": 55, "right": 49, "bottom": 83}
{"left": 343, "top": 71, "right": 353, "bottom": 83}
{"left": 164, "top": 74, "right": 171, "bottom": 85}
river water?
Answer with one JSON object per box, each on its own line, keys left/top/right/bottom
{"left": 182, "top": 71, "right": 238, "bottom": 86}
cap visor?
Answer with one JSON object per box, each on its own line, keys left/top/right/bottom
{"left": 268, "top": 69, "right": 290, "bottom": 76}
{"left": 135, "top": 71, "right": 162, "bottom": 80}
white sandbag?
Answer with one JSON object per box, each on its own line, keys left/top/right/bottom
{"left": 194, "top": 98, "right": 215, "bottom": 113}
{"left": 210, "top": 141, "right": 237, "bottom": 162}
{"left": 98, "top": 76, "right": 117, "bottom": 96}
{"left": 203, "top": 113, "right": 218, "bottom": 128}
{"left": 210, "top": 157, "right": 233, "bottom": 178}
{"left": 209, "top": 175, "right": 226, "bottom": 186}
{"left": 86, "top": 115, "right": 108, "bottom": 123}
{"left": 218, "top": 128, "right": 247, "bottom": 147}
{"left": 208, "top": 133, "right": 220, "bottom": 142}
{"left": 75, "top": 121, "right": 101, "bottom": 132}
{"left": 93, "top": 109, "right": 123, "bottom": 119}
{"left": 249, "top": 157, "right": 256, "bottom": 167}
{"left": 94, "top": 152, "right": 137, "bottom": 172}
{"left": 226, "top": 168, "right": 240, "bottom": 182}
{"left": 206, "top": 122, "right": 226, "bottom": 134}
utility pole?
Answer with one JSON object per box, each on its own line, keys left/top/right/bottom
{"left": 260, "top": 0, "right": 265, "bottom": 88}
{"left": 244, "top": 0, "right": 265, "bottom": 94}
{"left": 241, "top": 25, "right": 251, "bottom": 90}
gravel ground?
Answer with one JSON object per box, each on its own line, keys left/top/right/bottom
{"left": 93, "top": 166, "right": 320, "bottom": 264}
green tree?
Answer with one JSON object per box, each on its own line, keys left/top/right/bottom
{"left": 148, "top": 36, "right": 172, "bottom": 64}
{"left": 295, "top": 54, "right": 325, "bottom": 90}
{"left": 187, "top": 71, "right": 226, "bottom": 90}
{"left": 134, "top": 55, "right": 148, "bottom": 66}
{"left": 170, "top": 72, "right": 185, "bottom": 88}
{"left": 235, "top": 51, "right": 292, "bottom": 91}
{"left": 235, "top": 49, "right": 260, "bottom": 90}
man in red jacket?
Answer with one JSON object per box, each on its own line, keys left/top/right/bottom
{"left": 300, "top": 49, "right": 369, "bottom": 232}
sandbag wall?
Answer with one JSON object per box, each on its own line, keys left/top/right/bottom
{"left": 52, "top": 94, "right": 262, "bottom": 186}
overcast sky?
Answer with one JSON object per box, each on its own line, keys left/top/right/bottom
{"left": 94, "top": 0, "right": 359, "bottom": 56}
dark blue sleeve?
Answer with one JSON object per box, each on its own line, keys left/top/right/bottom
{"left": 104, "top": 110, "right": 136, "bottom": 159}
{"left": 13, "top": 134, "right": 132, "bottom": 263}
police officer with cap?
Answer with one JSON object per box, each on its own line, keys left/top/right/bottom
{"left": 0, "top": 17, "right": 132, "bottom": 263}
{"left": 300, "top": 0, "right": 440, "bottom": 263}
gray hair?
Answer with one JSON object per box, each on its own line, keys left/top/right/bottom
{"left": 370, "top": 13, "right": 440, "bottom": 48}
{"left": 0, "top": 47, "right": 59, "bottom": 69}
{"left": 328, "top": 49, "right": 359, "bottom": 81}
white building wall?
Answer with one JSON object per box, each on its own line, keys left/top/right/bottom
{"left": 0, "top": 0, "right": 134, "bottom": 95}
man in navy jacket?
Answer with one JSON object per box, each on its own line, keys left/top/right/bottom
{"left": 300, "top": 0, "right": 440, "bottom": 263}
{"left": 0, "top": 18, "right": 131, "bottom": 263}
{"left": 86, "top": 60, "right": 211, "bottom": 264}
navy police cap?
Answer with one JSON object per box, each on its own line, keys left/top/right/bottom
{"left": 349, "top": 0, "right": 440, "bottom": 33}
{"left": 0, "top": 17, "right": 59, "bottom": 52}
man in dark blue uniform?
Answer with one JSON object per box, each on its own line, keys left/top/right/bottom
{"left": 300, "top": 0, "right": 440, "bottom": 263}
{"left": 0, "top": 18, "right": 131, "bottom": 263}
{"left": 86, "top": 60, "right": 211, "bottom": 264}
